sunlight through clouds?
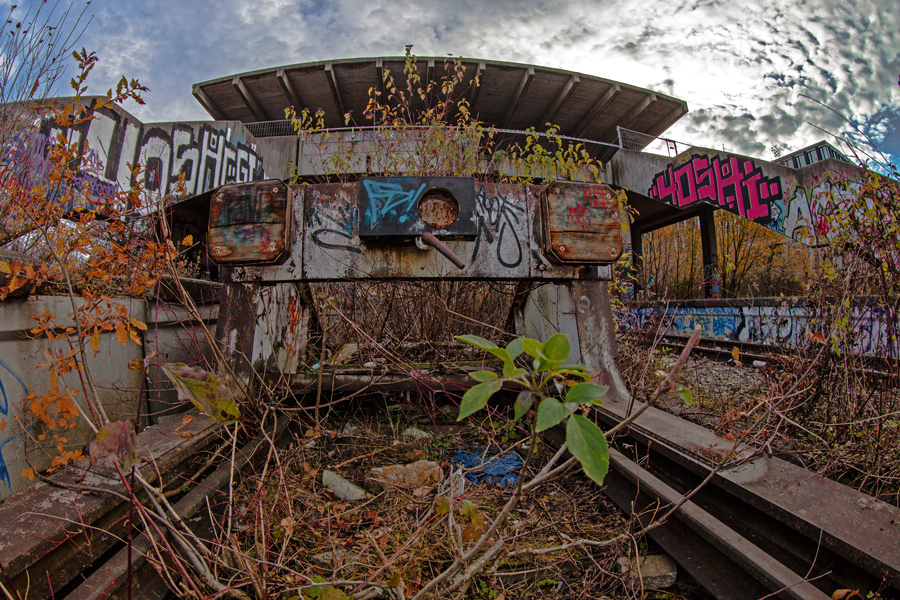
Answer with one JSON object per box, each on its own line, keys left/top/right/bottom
{"left": 49, "top": 0, "right": 899, "bottom": 164}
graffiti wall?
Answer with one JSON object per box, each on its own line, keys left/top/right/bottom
{"left": 624, "top": 300, "right": 899, "bottom": 358}
{"left": 647, "top": 147, "right": 862, "bottom": 247}
{"left": 2, "top": 101, "right": 267, "bottom": 212}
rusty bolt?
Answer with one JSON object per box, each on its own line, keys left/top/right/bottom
{"left": 215, "top": 194, "right": 224, "bottom": 202}
{"left": 558, "top": 245, "right": 567, "bottom": 252}
{"left": 610, "top": 247, "right": 618, "bottom": 256}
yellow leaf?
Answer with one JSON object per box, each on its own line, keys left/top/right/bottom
{"left": 731, "top": 346, "right": 741, "bottom": 366}
{"left": 90, "top": 328, "right": 100, "bottom": 351}
{"left": 181, "top": 234, "right": 193, "bottom": 247}
{"left": 115, "top": 323, "right": 127, "bottom": 345}
{"left": 22, "top": 468, "right": 34, "bottom": 481}
{"left": 130, "top": 318, "right": 147, "bottom": 331}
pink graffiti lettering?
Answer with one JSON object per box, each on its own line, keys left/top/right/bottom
{"left": 649, "top": 154, "right": 783, "bottom": 226}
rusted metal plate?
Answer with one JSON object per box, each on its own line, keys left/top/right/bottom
{"left": 541, "top": 182, "right": 623, "bottom": 263}
{"left": 208, "top": 179, "right": 292, "bottom": 265}
{"left": 213, "top": 180, "right": 605, "bottom": 281}
{"left": 358, "top": 177, "right": 476, "bottom": 239}
{"left": 300, "top": 182, "right": 538, "bottom": 280}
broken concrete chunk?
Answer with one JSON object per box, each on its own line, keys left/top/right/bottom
{"left": 615, "top": 554, "right": 677, "bottom": 589}
{"left": 369, "top": 460, "right": 443, "bottom": 490}
{"left": 322, "top": 469, "right": 370, "bottom": 501}
{"left": 402, "top": 426, "right": 431, "bottom": 439}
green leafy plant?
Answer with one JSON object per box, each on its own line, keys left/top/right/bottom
{"left": 455, "top": 332, "right": 610, "bottom": 485}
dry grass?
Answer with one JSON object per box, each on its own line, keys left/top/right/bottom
{"left": 214, "top": 400, "right": 663, "bottom": 599}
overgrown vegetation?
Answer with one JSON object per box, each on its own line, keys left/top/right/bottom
{"left": 623, "top": 161, "right": 900, "bottom": 505}
{"left": 0, "top": 46, "right": 677, "bottom": 600}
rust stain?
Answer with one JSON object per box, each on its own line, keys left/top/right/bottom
{"left": 417, "top": 190, "right": 459, "bottom": 229}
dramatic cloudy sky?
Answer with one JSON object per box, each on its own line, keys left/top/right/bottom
{"left": 17, "top": 0, "right": 900, "bottom": 164}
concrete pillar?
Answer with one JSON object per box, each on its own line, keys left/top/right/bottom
{"left": 631, "top": 228, "right": 644, "bottom": 297}
{"left": 698, "top": 205, "right": 720, "bottom": 298}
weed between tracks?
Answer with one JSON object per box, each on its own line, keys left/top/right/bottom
{"left": 618, "top": 331, "right": 900, "bottom": 506}
{"left": 215, "top": 399, "right": 700, "bottom": 600}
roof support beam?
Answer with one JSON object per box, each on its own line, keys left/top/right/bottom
{"left": 501, "top": 67, "right": 534, "bottom": 129}
{"left": 325, "top": 62, "right": 347, "bottom": 119}
{"left": 466, "top": 62, "right": 486, "bottom": 110}
{"left": 277, "top": 68, "right": 302, "bottom": 113}
{"left": 570, "top": 83, "right": 619, "bottom": 138}
{"left": 600, "top": 93, "right": 657, "bottom": 144}
{"left": 232, "top": 76, "right": 267, "bottom": 121}
{"left": 644, "top": 103, "right": 687, "bottom": 139}
{"left": 426, "top": 59, "right": 435, "bottom": 87}
{"left": 540, "top": 74, "right": 579, "bottom": 126}
{"left": 191, "top": 85, "right": 228, "bottom": 121}
{"left": 375, "top": 59, "right": 387, "bottom": 100}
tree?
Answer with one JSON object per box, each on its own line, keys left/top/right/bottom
{"left": 0, "top": 0, "right": 92, "bottom": 245}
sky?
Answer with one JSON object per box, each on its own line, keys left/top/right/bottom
{"left": 9, "top": 0, "right": 900, "bottom": 165}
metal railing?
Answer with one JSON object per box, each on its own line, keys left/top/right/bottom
{"left": 616, "top": 126, "right": 692, "bottom": 157}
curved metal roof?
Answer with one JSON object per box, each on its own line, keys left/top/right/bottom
{"left": 192, "top": 57, "right": 687, "bottom": 147}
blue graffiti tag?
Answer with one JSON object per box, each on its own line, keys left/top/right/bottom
{"left": 0, "top": 358, "right": 28, "bottom": 494}
{"left": 362, "top": 180, "right": 426, "bottom": 228}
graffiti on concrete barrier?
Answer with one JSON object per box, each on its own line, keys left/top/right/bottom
{"left": 0, "top": 357, "right": 28, "bottom": 496}
{"left": 647, "top": 149, "right": 868, "bottom": 248}
{"left": 1, "top": 104, "right": 265, "bottom": 213}
{"left": 308, "top": 193, "right": 361, "bottom": 254}
{"left": 361, "top": 179, "right": 426, "bottom": 229}
{"left": 471, "top": 186, "right": 525, "bottom": 269}
{"left": 624, "top": 302, "right": 899, "bottom": 358}
{"left": 649, "top": 154, "right": 783, "bottom": 226}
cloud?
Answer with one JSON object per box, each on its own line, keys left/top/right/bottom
{"left": 51, "top": 0, "right": 899, "bottom": 164}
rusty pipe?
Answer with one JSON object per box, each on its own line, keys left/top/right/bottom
{"left": 418, "top": 231, "right": 466, "bottom": 269}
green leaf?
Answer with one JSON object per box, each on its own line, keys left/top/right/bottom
{"left": 489, "top": 346, "right": 513, "bottom": 363}
{"left": 566, "top": 382, "right": 609, "bottom": 405}
{"left": 502, "top": 355, "right": 518, "bottom": 378}
{"left": 521, "top": 338, "right": 546, "bottom": 360}
{"left": 558, "top": 368, "right": 592, "bottom": 381}
{"left": 514, "top": 391, "right": 539, "bottom": 422}
{"left": 543, "top": 333, "right": 570, "bottom": 362}
{"left": 506, "top": 337, "right": 525, "bottom": 359}
{"left": 160, "top": 364, "right": 241, "bottom": 423}
{"left": 676, "top": 386, "right": 693, "bottom": 405}
{"left": 457, "top": 380, "right": 502, "bottom": 421}
{"left": 566, "top": 414, "right": 609, "bottom": 486}
{"left": 469, "top": 370, "right": 498, "bottom": 382}
{"left": 536, "top": 397, "right": 570, "bottom": 432}
{"left": 455, "top": 334, "right": 499, "bottom": 351}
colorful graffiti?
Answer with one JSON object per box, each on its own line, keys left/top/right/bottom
{"left": 624, "top": 302, "right": 899, "bottom": 358}
{"left": 649, "top": 154, "right": 783, "bottom": 226}
{"left": 646, "top": 149, "right": 865, "bottom": 247}
{"left": 361, "top": 179, "right": 426, "bottom": 229}
{"left": 1, "top": 105, "right": 266, "bottom": 213}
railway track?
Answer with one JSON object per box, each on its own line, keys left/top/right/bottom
{"left": 1, "top": 390, "right": 898, "bottom": 599}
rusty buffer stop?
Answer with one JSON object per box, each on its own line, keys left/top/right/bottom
{"left": 204, "top": 176, "right": 629, "bottom": 399}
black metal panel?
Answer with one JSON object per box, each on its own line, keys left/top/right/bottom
{"left": 357, "top": 177, "right": 477, "bottom": 240}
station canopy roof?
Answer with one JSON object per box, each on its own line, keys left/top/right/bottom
{"left": 192, "top": 56, "right": 688, "bottom": 159}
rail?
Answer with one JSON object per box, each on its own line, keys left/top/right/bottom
{"left": 1, "top": 388, "right": 898, "bottom": 599}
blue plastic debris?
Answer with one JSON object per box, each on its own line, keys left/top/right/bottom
{"left": 452, "top": 447, "right": 524, "bottom": 488}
